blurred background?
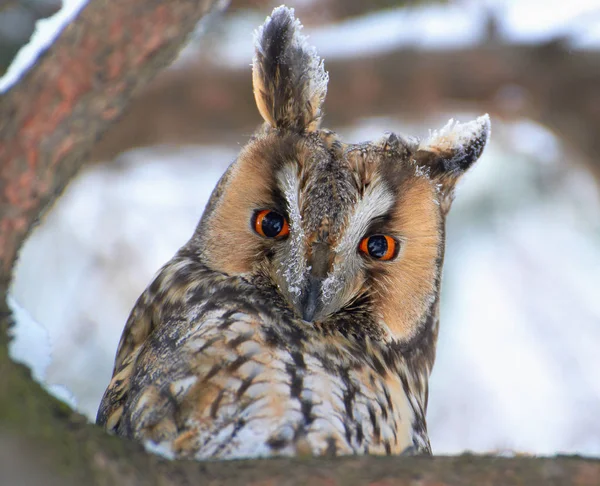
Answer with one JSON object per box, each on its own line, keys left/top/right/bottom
{"left": 4, "top": 0, "right": 600, "bottom": 456}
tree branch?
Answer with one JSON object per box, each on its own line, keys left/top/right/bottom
{"left": 230, "top": 0, "right": 448, "bottom": 24}
{"left": 0, "top": 0, "right": 220, "bottom": 283}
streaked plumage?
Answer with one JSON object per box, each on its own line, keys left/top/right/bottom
{"left": 97, "top": 6, "right": 490, "bottom": 460}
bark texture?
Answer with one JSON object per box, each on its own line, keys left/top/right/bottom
{"left": 0, "top": 0, "right": 220, "bottom": 282}
{"left": 0, "top": 0, "right": 599, "bottom": 484}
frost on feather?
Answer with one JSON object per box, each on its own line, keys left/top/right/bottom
{"left": 252, "top": 6, "right": 329, "bottom": 132}
{"left": 415, "top": 114, "right": 491, "bottom": 178}
{"left": 412, "top": 114, "right": 491, "bottom": 210}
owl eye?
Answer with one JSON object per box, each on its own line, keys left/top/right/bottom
{"left": 253, "top": 209, "right": 290, "bottom": 239}
{"left": 359, "top": 234, "right": 398, "bottom": 261}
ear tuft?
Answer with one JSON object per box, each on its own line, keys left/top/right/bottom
{"left": 417, "top": 114, "right": 490, "bottom": 176}
{"left": 252, "top": 6, "right": 329, "bottom": 132}
{"left": 413, "top": 114, "right": 490, "bottom": 201}
{"left": 413, "top": 114, "right": 490, "bottom": 211}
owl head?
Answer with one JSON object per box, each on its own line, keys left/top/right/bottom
{"left": 190, "top": 7, "right": 490, "bottom": 345}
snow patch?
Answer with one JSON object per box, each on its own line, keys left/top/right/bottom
{"left": 0, "top": 0, "right": 89, "bottom": 92}
{"left": 7, "top": 295, "right": 52, "bottom": 383}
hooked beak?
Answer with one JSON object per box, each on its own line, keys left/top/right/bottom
{"left": 299, "top": 241, "right": 331, "bottom": 322}
{"left": 300, "top": 275, "right": 322, "bottom": 322}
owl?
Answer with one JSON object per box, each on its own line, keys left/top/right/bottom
{"left": 97, "top": 6, "right": 490, "bottom": 460}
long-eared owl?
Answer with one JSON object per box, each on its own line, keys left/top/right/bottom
{"left": 97, "top": 6, "right": 490, "bottom": 459}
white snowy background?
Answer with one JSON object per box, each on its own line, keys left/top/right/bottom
{"left": 5, "top": 0, "right": 600, "bottom": 457}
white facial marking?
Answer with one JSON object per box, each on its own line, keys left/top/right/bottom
{"left": 277, "top": 163, "right": 307, "bottom": 297}
{"left": 322, "top": 178, "right": 395, "bottom": 305}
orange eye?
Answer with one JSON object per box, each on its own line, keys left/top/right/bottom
{"left": 359, "top": 234, "right": 398, "bottom": 261}
{"left": 253, "top": 210, "right": 290, "bottom": 239}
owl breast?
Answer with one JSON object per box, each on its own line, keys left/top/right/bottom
{"left": 111, "top": 260, "right": 426, "bottom": 459}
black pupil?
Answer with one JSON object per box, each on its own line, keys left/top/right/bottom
{"left": 262, "top": 211, "right": 284, "bottom": 237}
{"left": 367, "top": 235, "right": 388, "bottom": 258}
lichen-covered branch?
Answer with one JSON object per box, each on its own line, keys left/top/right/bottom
{"left": 0, "top": 0, "right": 599, "bottom": 484}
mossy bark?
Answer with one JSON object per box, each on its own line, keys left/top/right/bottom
{"left": 0, "top": 0, "right": 598, "bottom": 484}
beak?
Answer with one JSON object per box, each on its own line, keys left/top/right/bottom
{"left": 300, "top": 274, "right": 322, "bottom": 322}
{"left": 299, "top": 241, "right": 331, "bottom": 322}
